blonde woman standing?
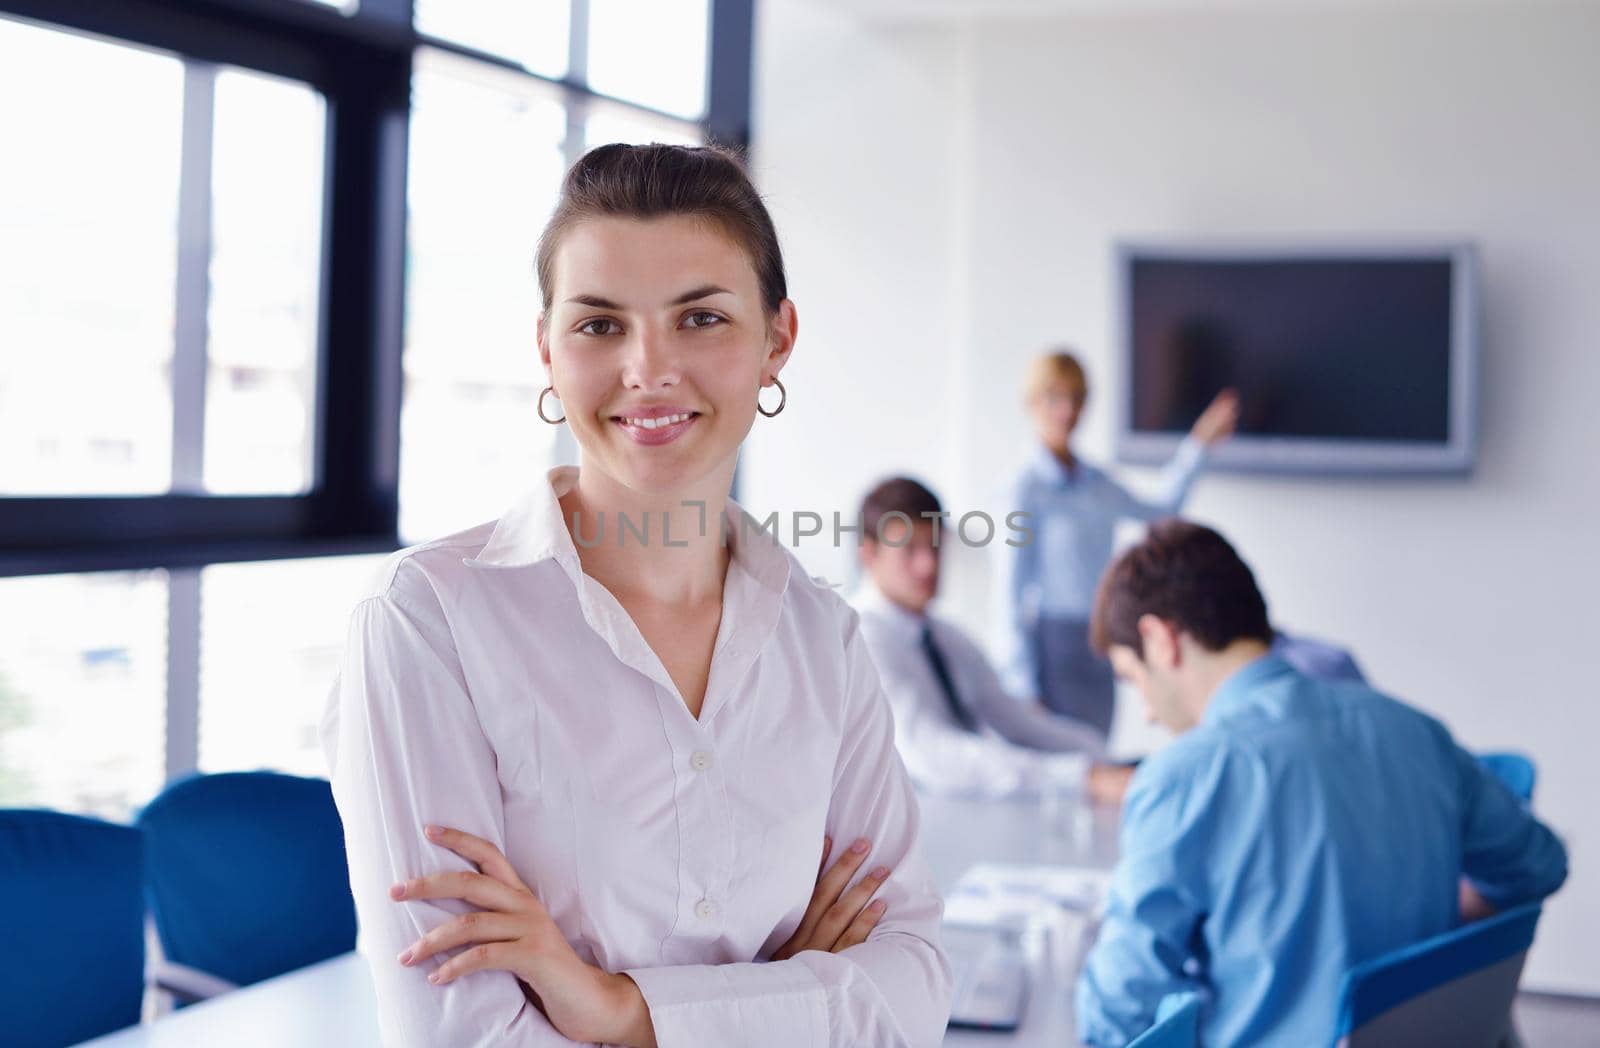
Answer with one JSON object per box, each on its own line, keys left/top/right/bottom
{"left": 995, "top": 350, "right": 1237, "bottom": 738}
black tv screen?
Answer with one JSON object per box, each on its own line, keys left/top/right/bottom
{"left": 1117, "top": 244, "right": 1478, "bottom": 473}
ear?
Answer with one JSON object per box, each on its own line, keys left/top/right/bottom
{"left": 762, "top": 299, "right": 799, "bottom": 382}
{"left": 1136, "top": 614, "right": 1180, "bottom": 671}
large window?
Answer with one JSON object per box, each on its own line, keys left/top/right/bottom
{"left": 0, "top": 19, "right": 326, "bottom": 500}
{"left": 0, "top": 0, "right": 751, "bottom": 817}
{"left": 198, "top": 554, "right": 386, "bottom": 778}
{"left": 0, "top": 20, "right": 182, "bottom": 496}
{"left": 399, "top": 51, "right": 570, "bottom": 541}
{"left": 587, "top": 0, "right": 710, "bottom": 120}
{"left": 204, "top": 68, "right": 326, "bottom": 495}
{"left": 413, "top": 0, "right": 569, "bottom": 79}
{"left": 0, "top": 571, "right": 168, "bottom": 820}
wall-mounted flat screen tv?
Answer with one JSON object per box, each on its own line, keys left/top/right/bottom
{"left": 1115, "top": 242, "right": 1479, "bottom": 473}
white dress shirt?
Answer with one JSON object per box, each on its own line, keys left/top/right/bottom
{"left": 849, "top": 581, "right": 1106, "bottom": 800}
{"left": 322, "top": 465, "right": 952, "bottom": 1048}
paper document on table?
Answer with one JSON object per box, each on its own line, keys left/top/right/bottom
{"left": 943, "top": 862, "right": 1113, "bottom": 931}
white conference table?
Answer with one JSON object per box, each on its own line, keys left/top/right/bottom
{"left": 80, "top": 793, "right": 1120, "bottom": 1048}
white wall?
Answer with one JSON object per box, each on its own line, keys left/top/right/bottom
{"left": 754, "top": 0, "right": 1600, "bottom": 994}
{"left": 745, "top": 1, "right": 978, "bottom": 593}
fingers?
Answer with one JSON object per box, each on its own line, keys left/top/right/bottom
{"left": 812, "top": 863, "right": 892, "bottom": 950}
{"left": 390, "top": 868, "right": 526, "bottom": 913}
{"left": 817, "top": 835, "right": 833, "bottom": 875}
{"left": 832, "top": 898, "right": 887, "bottom": 952}
{"left": 1194, "top": 389, "right": 1240, "bottom": 444}
{"left": 791, "top": 837, "right": 872, "bottom": 946}
{"left": 400, "top": 909, "right": 524, "bottom": 967}
{"left": 427, "top": 941, "right": 520, "bottom": 986}
{"left": 425, "top": 824, "right": 528, "bottom": 891}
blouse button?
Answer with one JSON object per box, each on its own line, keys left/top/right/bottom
{"left": 690, "top": 750, "right": 714, "bottom": 772}
{"left": 695, "top": 898, "right": 718, "bottom": 920}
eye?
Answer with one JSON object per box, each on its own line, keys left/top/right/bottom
{"left": 682, "top": 310, "right": 726, "bottom": 330}
{"left": 577, "top": 317, "right": 622, "bottom": 337}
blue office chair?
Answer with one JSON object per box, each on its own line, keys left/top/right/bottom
{"left": 1476, "top": 752, "right": 1536, "bottom": 804}
{"left": 1128, "top": 992, "right": 1202, "bottom": 1047}
{"left": 1331, "top": 901, "right": 1542, "bottom": 1048}
{"left": 137, "top": 771, "right": 357, "bottom": 996}
{"left": 1, "top": 809, "right": 145, "bottom": 1048}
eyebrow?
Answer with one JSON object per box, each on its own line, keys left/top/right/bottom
{"left": 565, "top": 285, "right": 734, "bottom": 310}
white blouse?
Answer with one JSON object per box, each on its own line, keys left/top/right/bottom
{"left": 322, "top": 465, "right": 952, "bottom": 1047}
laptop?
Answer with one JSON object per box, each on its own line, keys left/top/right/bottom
{"left": 944, "top": 923, "right": 1030, "bottom": 1032}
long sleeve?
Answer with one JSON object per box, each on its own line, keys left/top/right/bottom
{"left": 959, "top": 632, "right": 1106, "bottom": 757}
{"left": 992, "top": 480, "right": 1042, "bottom": 700}
{"left": 1454, "top": 745, "right": 1568, "bottom": 908}
{"left": 1075, "top": 760, "right": 1214, "bottom": 1047}
{"left": 876, "top": 642, "right": 1090, "bottom": 799}
{"left": 1104, "top": 436, "right": 1206, "bottom": 522}
{"left": 323, "top": 581, "right": 582, "bottom": 1046}
{"left": 623, "top": 605, "right": 953, "bottom": 1047}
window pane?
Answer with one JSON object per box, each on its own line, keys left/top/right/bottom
{"left": 586, "top": 0, "right": 709, "bottom": 120}
{"left": 0, "top": 571, "right": 169, "bottom": 821}
{"left": 415, "top": 0, "right": 569, "bottom": 79}
{"left": 401, "top": 51, "right": 567, "bottom": 543}
{"left": 205, "top": 68, "right": 327, "bottom": 495}
{"left": 198, "top": 555, "right": 384, "bottom": 776}
{"left": 0, "top": 19, "right": 182, "bottom": 495}
{"left": 583, "top": 102, "right": 703, "bottom": 152}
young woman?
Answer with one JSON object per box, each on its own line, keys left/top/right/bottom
{"left": 994, "top": 350, "right": 1237, "bottom": 738}
{"left": 323, "top": 145, "right": 951, "bottom": 1047}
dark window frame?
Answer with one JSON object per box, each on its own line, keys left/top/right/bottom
{"left": 0, "top": 0, "right": 754, "bottom": 578}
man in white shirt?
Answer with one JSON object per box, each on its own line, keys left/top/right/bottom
{"left": 849, "top": 477, "right": 1130, "bottom": 804}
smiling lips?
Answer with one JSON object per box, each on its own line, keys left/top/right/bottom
{"left": 612, "top": 408, "right": 701, "bottom": 446}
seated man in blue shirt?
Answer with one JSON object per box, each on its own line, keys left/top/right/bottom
{"left": 1075, "top": 520, "right": 1568, "bottom": 1047}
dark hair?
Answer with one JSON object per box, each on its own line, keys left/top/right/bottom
{"left": 860, "top": 477, "right": 942, "bottom": 544}
{"left": 535, "top": 142, "right": 788, "bottom": 315}
{"left": 1090, "top": 519, "right": 1272, "bottom": 656}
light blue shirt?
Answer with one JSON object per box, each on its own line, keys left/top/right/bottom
{"left": 993, "top": 439, "right": 1206, "bottom": 697}
{"left": 1270, "top": 630, "right": 1366, "bottom": 683}
{"left": 1076, "top": 655, "right": 1569, "bottom": 1047}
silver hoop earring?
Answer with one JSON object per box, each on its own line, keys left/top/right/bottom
{"left": 538, "top": 386, "right": 566, "bottom": 424}
{"left": 757, "top": 377, "right": 787, "bottom": 418}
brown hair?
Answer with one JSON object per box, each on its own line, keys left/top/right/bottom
{"left": 860, "top": 477, "right": 942, "bottom": 544}
{"left": 535, "top": 143, "right": 788, "bottom": 315}
{"left": 1090, "top": 519, "right": 1273, "bottom": 657}
{"left": 1024, "top": 349, "right": 1089, "bottom": 403}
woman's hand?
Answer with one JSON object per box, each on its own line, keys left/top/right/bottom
{"left": 1189, "top": 388, "right": 1240, "bottom": 446}
{"left": 393, "top": 825, "right": 656, "bottom": 1048}
{"left": 771, "top": 836, "right": 892, "bottom": 960}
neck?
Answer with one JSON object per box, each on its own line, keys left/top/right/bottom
{"left": 1185, "top": 637, "right": 1273, "bottom": 722}
{"left": 1046, "top": 440, "right": 1076, "bottom": 469}
{"left": 561, "top": 457, "right": 735, "bottom": 606}
{"left": 870, "top": 577, "right": 929, "bottom": 619}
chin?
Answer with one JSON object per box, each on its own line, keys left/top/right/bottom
{"left": 610, "top": 448, "right": 730, "bottom": 499}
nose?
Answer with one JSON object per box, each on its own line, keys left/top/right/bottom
{"left": 620, "top": 324, "right": 681, "bottom": 391}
